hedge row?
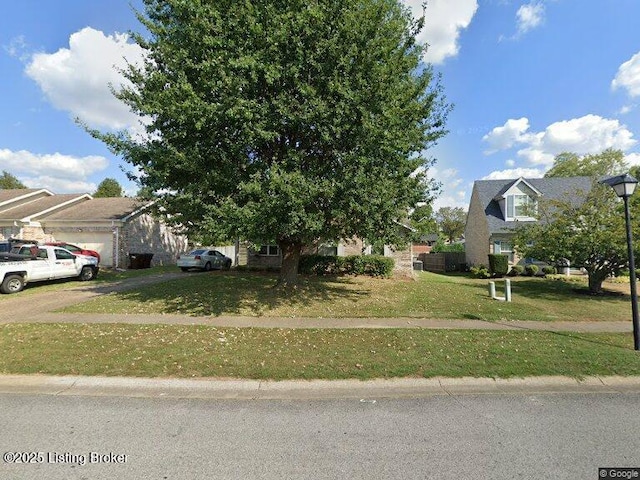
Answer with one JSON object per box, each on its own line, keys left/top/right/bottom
{"left": 298, "top": 254, "right": 394, "bottom": 278}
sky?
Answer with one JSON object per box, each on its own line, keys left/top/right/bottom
{"left": 1, "top": 0, "right": 639, "bottom": 210}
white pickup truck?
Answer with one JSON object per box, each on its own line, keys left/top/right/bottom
{"left": 0, "top": 244, "right": 99, "bottom": 294}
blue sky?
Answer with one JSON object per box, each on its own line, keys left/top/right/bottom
{"left": 1, "top": 0, "right": 639, "bottom": 210}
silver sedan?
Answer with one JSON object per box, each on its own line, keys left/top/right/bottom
{"left": 177, "top": 249, "right": 232, "bottom": 272}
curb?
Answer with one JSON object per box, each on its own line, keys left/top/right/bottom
{"left": 1, "top": 375, "right": 640, "bottom": 400}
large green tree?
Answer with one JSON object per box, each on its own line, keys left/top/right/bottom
{"left": 436, "top": 207, "right": 466, "bottom": 243}
{"left": 513, "top": 181, "right": 638, "bottom": 294}
{"left": 0, "top": 171, "right": 26, "bottom": 189}
{"left": 93, "top": 178, "right": 124, "bottom": 198}
{"left": 409, "top": 204, "right": 437, "bottom": 241}
{"left": 544, "top": 148, "right": 627, "bottom": 178}
{"left": 90, "top": 0, "right": 449, "bottom": 284}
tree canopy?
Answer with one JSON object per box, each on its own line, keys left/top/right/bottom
{"left": 93, "top": 178, "right": 124, "bottom": 198}
{"left": 544, "top": 149, "right": 627, "bottom": 178}
{"left": 0, "top": 171, "right": 26, "bottom": 189}
{"left": 513, "top": 181, "right": 638, "bottom": 294}
{"left": 90, "top": 0, "right": 450, "bottom": 284}
{"left": 436, "top": 207, "right": 466, "bottom": 243}
{"left": 409, "top": 204, "right": 437, "bottom": 242}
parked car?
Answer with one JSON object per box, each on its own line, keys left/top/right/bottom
{"left": 45, "top": 242, "right": 100, "bottom": 263}
{"left": 177, "top": 249, "right": 232, "bottom": 271}
{"left": 0, "top": 244, "right": 99, "bottom": 293}
{"left": 0, "top": 238, "right": 39, "bottom": 253}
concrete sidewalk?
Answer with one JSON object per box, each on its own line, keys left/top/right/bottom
{"left": 1, "top": 374, "right": 640, "bottom": 400}
{"left": 3, "top": 310, "right": 632, "bottom": 332}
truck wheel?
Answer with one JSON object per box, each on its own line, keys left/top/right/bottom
{"left": 1, "top": 274, "right": 25, "bottom": 294}
{"left": 79, "top": 266, "right": 96, "bottom": 281}
{"left": 180, "top": 267, "right": 189, "bottom": 272}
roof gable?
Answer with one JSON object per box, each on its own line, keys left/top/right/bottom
{"left": 0, "top": 193, "right": 90, "bottom": 221}
{"left": 471, "top": 176, "right": 593, "bottom": 234}
{"left": 41, "top": 197, "right": 152, "bottom": 222}
{"left": 493, "top": 177, "right": 543, "bottom": 200}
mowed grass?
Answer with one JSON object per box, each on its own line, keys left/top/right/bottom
{"left": 0, "top": 265, "right": 176, "bottom": 297}
{"left": 62, "top": 270, "right": 632, "bottom": 322}
{"left": 1, "top": 323, "right": 639, "bottom": 380}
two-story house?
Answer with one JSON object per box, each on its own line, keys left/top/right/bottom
{"left": 465, "top": 176, "right": 593, "bottom": 267}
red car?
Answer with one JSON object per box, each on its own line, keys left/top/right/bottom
{"left": 45, "top": 242, "right": 101, "bottom": 263}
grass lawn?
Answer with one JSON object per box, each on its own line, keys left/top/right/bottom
{"left": 0, "top": 265, "right": 175, "bottom": 297}
{"left": 62, "top": 270, "right": 633, "bottom": 322}
{"left": 1, "top": 323, "right": 639, "bottom": 380}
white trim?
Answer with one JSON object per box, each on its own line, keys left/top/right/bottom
{"left": 121, "top": 200, "right": 155, "bottom": 222}
{"left": 22, "top": 194, "right": 92, "bottom": 222}
{"left": 0, "top": 189, "right": 54, "bottom": 209}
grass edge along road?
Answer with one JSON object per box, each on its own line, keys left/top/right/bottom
{"left": 60, "top": 270, "right": 633, "bottom": 322}
{"left": 1, "top": 323, "right": 639, "bottom": 380}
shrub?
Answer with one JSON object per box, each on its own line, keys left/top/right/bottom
{"left": 298, "top": 254, "right": 394, "bottom": 277}
{"left": 470, "top": 265, "right": 491, "bottom": 279}
{"left": 488, "top": 254, "right": 509, "bottom": 277}
{"left": 525, "top": 264, "right": 539, "bottom": 276}
{"left": 508, "top": 265, "right": 524, "bottom": 277}
{"left": 431, "top": 240, "right": 465, "bottom": 253}
{"left": 542, "top": 266, "right": 556, "bottom": 276}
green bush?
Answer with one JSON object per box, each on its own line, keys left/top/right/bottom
{"left": 542, "top": 266, "right": 556, "bottom": 276}
{"left": 525, "top": 264, "right": 539, "bottom": 276}
{"left": 488, "top": 254, "right": 509, "bottom": 277}
{"left": 298, "top": 254, "right": 394, "bottom": 277}
{"left": 431, "top": 241, "right": 465, "bottom": 253}
{"left": 508, "top": 265, "right": 525, "bottom": 277}
{"left": 470, "top": 265, "right": 491, "bottom": 279}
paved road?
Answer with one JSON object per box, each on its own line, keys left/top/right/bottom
{"left": 1, "top": 391, "right": 639, "bottom": 480}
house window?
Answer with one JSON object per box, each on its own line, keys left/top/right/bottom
{"left": 506, "top": 194, "right": 536, "bottom": 220}
{"left": 258, "top": 245, "right": 280, "bottom": 256}
{"left": 494, "top": 240, "right": 514, "bottom": 263}
{"left": 317, "top": 243, "right": 338, "bottom": 256}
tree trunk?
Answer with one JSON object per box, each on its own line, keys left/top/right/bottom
{"left": 587, "top": 270, "right": 607, "bottom": 295}
{"left": 277, "top": 240, "right": 303, "bottom": 286}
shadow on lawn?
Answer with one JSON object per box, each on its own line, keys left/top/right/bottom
{"left": 91, "top": 270, "right": 367, "bottom": 316}
{"left": 459, "top": 275, "right": 629, "bottom": 304}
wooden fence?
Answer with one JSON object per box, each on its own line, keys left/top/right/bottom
{"left": 418, "top": 252, "right": 466, "bottom": 273}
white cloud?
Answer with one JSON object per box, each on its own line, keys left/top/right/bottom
{"left": 505, "top": 159, "right": 515, "bottom": 167}
{"left": 626, "top": 152, "right": 640, "bottom": 167}
{"left": 403, "top": 0, "right": 478, "bottom": 64}
{"left": 430, "top": 166, "right": 468, "bottom": 210}
{"left": 4, "top": 35, "right": 28, "bottom": 60}
{"left": 22, "top": 176, "right": 98, "bottom": 194}
{"left": 0, "top": 149, "right": 108, "bottom": 193}
{"left": 482, "top": 117, "right": 531, "bottom": 154}
{"left": 25, "top": 27, "right": 145, "bottom": 131}
{"left": 612, "top": 51, "right": 640, "bottom": 98}
{"left": 483, "top": 114, "right": 637, "bottom": 167}
{"left": 516, "top": 2, "right": 545, "bottom": 35}
{"left": 482, "top": 168, "right": 544, "bottom": 180}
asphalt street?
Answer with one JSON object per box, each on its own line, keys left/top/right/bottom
{"left": 2, "top": 391, "right": 640, "bottom": 480}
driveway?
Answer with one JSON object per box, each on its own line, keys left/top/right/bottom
{"left": 0, "top": 271, "right": 186, "bottom": 323}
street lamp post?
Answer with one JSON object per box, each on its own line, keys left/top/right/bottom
{"left": 601, "top": 173, "right": 640, "bottom": 351}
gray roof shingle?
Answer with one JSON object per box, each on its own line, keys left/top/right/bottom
{"left": 41, "top": 197, "right": 150, "bottom": 221}
{"left": 473, "top": 176, "right": 593, "bottom": 234}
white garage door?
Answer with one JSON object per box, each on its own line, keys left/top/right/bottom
{"left": 54, "top": 232, "right": 113, "bottom": 267}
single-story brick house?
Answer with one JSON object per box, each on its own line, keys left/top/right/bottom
{"left": 234, "top": 233, "right": 415, "bottom": 276}
{"left": 464, "top": 176, "right": 592, "bottom": 267}
{"left": 0, "top": 188, "right": 187, "bottom": 268}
